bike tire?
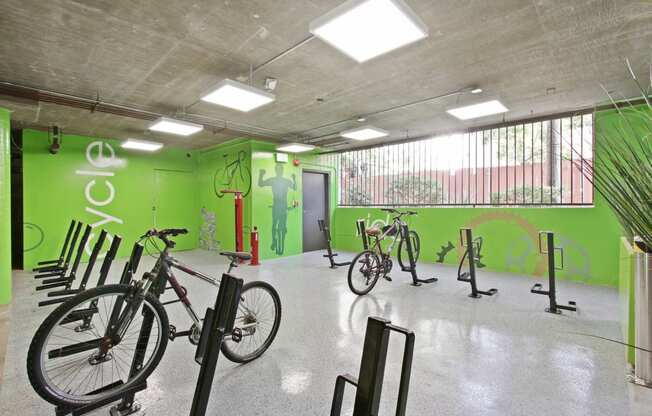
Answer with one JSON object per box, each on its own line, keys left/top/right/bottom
{"left": 347, "top": 250, "right": 381, "bottom": 296}
{"left": 213, "top": 167, "right": 226, "bottom": 198}
{"left": 221, "top": 281, "right": 282, "bottom": 364}
{"left": 236, "top": 166, "right": 252, "bottom": 198}
{"left": 27, "top": 284, "right": 169, "bottom": 407}
{"left": 398, "top": 230, "right": 420, "bottom": 269}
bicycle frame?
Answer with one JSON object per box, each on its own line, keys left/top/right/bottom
{"left": 369, "top": 216, "right": 407, "bottom": 259}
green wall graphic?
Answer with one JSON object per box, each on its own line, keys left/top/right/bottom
{"left": 258, "top": 164, "right": 297, "bottom": 255}
{"left": 22, "top": 129, "right": 200, "bottom": 270}
{"left": 0, "top": 108, "right": 11, "bottom": 304}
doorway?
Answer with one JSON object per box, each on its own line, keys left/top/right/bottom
{"left": 302, "top": 171, "right": 329, "bottom": 252}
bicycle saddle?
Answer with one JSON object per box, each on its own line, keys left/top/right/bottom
{"left": 365, "top": 227, "right": 381, "bottom": 236}
{"left": 220, "top": 251, "right": 252, "bottom": 261}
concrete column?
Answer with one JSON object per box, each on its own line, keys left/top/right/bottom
{"left": 0, "top": 108, "right": 11, "bottom": 304}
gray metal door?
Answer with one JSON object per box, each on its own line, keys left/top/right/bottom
{"left": 302, "top": 171, "right": 328, "bottom": 252}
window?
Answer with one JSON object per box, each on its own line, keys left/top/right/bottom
{"left": 318, "top": 112, "right": 594, "bottom": 206}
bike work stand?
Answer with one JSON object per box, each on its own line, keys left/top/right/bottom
{"left": 530, "top": 231, "right": 577, "bottom": 314}
{"left": 399, "top": 224, "right": 436, "bottom": 286}
{"left": 457, "top": 228, "right": 497, "bottom": 298}
{"left": 33, "top": 219, "right": 77, "bottom": 272}
{"left": 190, "top": 273, "right": 243, "bottom": 416}
{"left": 318, "top": 219, "right": 351, "bottom": 269}
{"left": 221, "top": 189, "right": 244, "bottom": 255}
{"left": 331, "top": 317, "right": 415, "bottom": 416}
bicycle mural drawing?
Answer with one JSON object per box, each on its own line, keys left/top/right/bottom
{"left": 213, "top": 150, "right": 252, "bottom": 198}
{"left": 258, "top": 164, "right": 296, "bottom": 255}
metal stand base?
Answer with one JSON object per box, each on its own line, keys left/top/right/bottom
{"left": 109, "top": 402, "right": 141, "bottom": 416}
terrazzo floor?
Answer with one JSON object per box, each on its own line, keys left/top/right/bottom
{"left": 1, "top": 249, "right": 651, "bottom": 415}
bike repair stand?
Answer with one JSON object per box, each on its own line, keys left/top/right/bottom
{"left": 190, "top": 273, "right": 243, "bottom": 416}
{"left": 318, "top": 219, "right": 351, "bottom": 269}
{"left": 221, "top": 190, "right": 244, "bottom": 260}
{"left": 457, "top": 228, "right": 497, "bottom": 298}
{"left": 331, "top": 317, "right": 415, "bottom": 416}
{"left": 530, "top": 231, "right": 577, "bottom": 314}
{"left": 399, "top": 224, "right": 437, "bottom": 286}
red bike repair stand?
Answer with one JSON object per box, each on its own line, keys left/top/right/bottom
{"left": 221, "top": 190, "right": 244, "bottom": 259}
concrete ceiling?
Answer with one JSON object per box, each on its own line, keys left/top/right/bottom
{"left": 1, "top": 0, "right": 651, "bottom": 150}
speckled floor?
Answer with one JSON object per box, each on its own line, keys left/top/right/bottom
{"left": 1, "top": 249, "right": 651, "bottom": 415}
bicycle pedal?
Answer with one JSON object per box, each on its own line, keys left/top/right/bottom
{"left": 383, "top": 275, "right": 392, "bottom": 282}
{"left": 169, "top": 324, "right": 177, "bottom": 341}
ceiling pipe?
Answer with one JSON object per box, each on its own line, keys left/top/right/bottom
{"left": 0, "top": 81, "right": 281, "bottom": 140}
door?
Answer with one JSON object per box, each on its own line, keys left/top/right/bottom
{"left": 153, "top": 169, "right": 198, "bottom": 251}
{"left": 302, "top": 171, "right": 328, "bottom": 252}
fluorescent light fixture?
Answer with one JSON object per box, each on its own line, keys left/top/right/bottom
{"left": 121, "top": 139, "right": 163, "bottom": 152}
{"left": 148, "top": 117, "right": 203, "bottom": 136}
{"left": 341, "top": 126, "right": 389, "bottom": 141}
{"left": 446, "top": 100, "right": 509, "bottom": 120}
{"left": 276, "top": 143, "right": 316, "bottom": 153}
{"left": 471, "top": 88, "right": 483, "bottom": 94}
{"left": 201, "top": 79, "right": 275, "bottom": 112}
{"left": 309, "top": 0, "right": 429, "bottom": 63}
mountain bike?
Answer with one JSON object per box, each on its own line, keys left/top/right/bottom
{"left": 27, "top": 228, "right": 281, "bottom": 407}
{"left": 347, "top": 209, "right": 421, "bottom": 295}
{"left": 213, "top": 150, "right": 252, "bottom": 198}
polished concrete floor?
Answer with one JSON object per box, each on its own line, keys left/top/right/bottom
{"left": 1, "top": 249, "right": 651, "bottom": 415}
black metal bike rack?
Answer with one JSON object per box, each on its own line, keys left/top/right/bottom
{"left": 331, "top": 317, "right": 415, "bottom": 416}
{"left": 38, "top": 229, "right": 107, "bottom": 307}
{"left": 457, "top": 228, "right": 497, "bottom": 298}
{"left": 119, "top": 242, "right": 144, "bottom": 285}
{"left": 356, "top": 219, "right": 370, "bottom": 250}
{"left": 530, "top": 231, "right": 577, "bottom": 314}
{"left": 37, "top": 225, "right": 91, "bottom": 292}
{"left": 190, "top": 273, "right": 243, "bottom": 416}
{"left": 33, "top": 219, "right": 77, "bottom": 272}
{"left": 35, "top": 221, "right": 83, "bottom": 279}
{"left": 318, "top": 219, "right": 352, "bottom": 269}
{"left": 399, "top": 224, "right": 436, "bottom": 286}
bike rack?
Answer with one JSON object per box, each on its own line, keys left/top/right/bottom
{"left": 38, "top": 230, "right": 107, "bottom": 307}
{"left": 318, "top": 219, "right": 352, "bottom": 269}
{"left": 331, "top": 317, "right": 415, "bottom": 416}
{"left": 356, "top": 219, "right": 370, "bottom": 250}
{"left": 457, "top": 228, "right": 497, "bottom": 298}
{"left": 119, "top": 242, "right": 145, "bottom": 285}
{"left": 53, "top": 380, "right": 147, "bottom": 416}
{"left": 530, "top": 231, "right": 577, "bottom": 314}
{"left": 33, "top": 219, "right": 76, "bottom": 272}
{"left": 36, "top": 225, "right": 91, "bottom": 292}
{"left": 34, "top": 221, "right": 83, "bottom": 279}
{"left": 190, "top": 273, "right": 243, "bottom": 416}
{"left": 399, "top": 224, "right": 437, "bottom": 286}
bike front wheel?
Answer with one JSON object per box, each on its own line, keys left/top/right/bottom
{"left": 347, "top": 250, "right": 381, "bottom": 295}
{"left": 27, "top": 284, "right": 169, "bottom": 407}
{"left": 398, "top": 230, "right": 420, "bottom": 268}
{"left": 221, "top": 281, "right": 282, "bottom": 363}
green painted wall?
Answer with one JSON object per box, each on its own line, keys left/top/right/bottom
{"left": 618, "top": 237, "right": 636, "bottom": 365}
{"left": 22, "top": 129, "right": 200, "bottom": 270}
{"left": 0, "top": 108, "right": 11, "bottom": 304}
{"left": 197, "top": 139, "right": 252, "bottom": 253}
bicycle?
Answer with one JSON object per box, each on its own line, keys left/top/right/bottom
{"left": 347, "top": 209, "right": 421, "bottom": 295}
{"left": 213, "top": 150, "right": 252, "bottom": 198}
{"left": 27, "top": 228, "right": 281, "bottom": 407}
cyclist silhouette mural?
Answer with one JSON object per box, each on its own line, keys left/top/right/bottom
{"left": 258, "top": 164, "right": 296, "bottom": 255}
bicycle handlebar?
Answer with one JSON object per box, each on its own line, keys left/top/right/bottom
{"left": 141, "top": 228, "right": 189, "bottom": 239}
{"left": 380, "top": 208, "right": 417, "bottom": 217}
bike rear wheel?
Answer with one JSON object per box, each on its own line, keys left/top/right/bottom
{"left": 398, "top": 230, "right": 420, "bottom": 268}
{"left": 347, "top": 250, "right": 381, "bottom": 295}
{"left": 27, "top": 284, "right": 169, "bottom": 407}
{"left": 221, "top": 281, "right": 282, "bottom": 363}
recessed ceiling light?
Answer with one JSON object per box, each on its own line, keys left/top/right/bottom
{"left": 471, "top": 88, "right": 483, "bottom": 94}
{"left": 341, "top": 126, "right": 389, "bottom": 141}
{"left": 121, "top": 139, "right": 164, "bottom": 152}
{"left": 148, "top": 117, "right": 204, "bottom": 136}
{"left": 309, "top": 0, "right": 428, "bottom": 63}
{"left": 446, "top": 100, "right": 509, "bottom": 120}
{"left": 276, "top": 143, "right": 316, "bottom": 153}
{"left": 201, "top": 79, "right": 275, "bottom": 112}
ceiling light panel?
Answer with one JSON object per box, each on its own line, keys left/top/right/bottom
{"left": 446, "top": 100, "right": 509, "bottom": 120}
{"left": 310, "top": 0, "right": 429, "bottom": 63}
{"left": 148, "top": 117, "right": 203, "bottom": 136}
{"left": 341, "top": 126, "right": 389, "bottom": 141}
{"left": 276, "top": 143, "right": 316, "bottom": 153}
{"left": 201, "top": 79, "right": 275, "bottom": 112}
{"left": 121, "top": 139, "right": 163, "bottom": 152}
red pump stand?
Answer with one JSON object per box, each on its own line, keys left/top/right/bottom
{"left": 250, "top": 227, "right": 260, "bottom": 266}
